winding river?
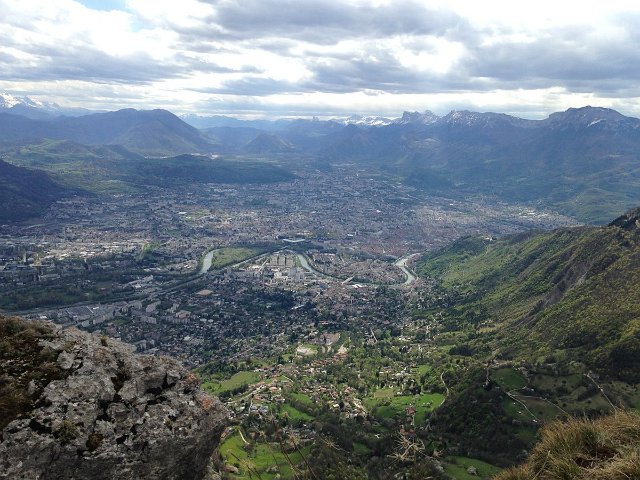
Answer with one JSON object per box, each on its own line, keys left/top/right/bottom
{"left": 295, "top": 252, "right": 419, "bottom": 286}
{"left": 201, "top": 248, "right": 419, "bottom": 286}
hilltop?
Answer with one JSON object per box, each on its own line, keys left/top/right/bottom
{"left": 0, "top": 159, "right": 75, "bottom": 223}
{"left": 0, "top": 108, "right": 217, "bottom": 157}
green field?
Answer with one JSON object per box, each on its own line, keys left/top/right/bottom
{"left": 413, "top": 364, "right": 433, "bottom": 376}
{"left": 491, "top": 367, "right": 528, "bottom": 390}
{"left": 220, "top": 431, "right": 312, "bottom": 479}
{"left": 202, "top": 370, "right": 261, "bottom": 394}
{"left": 353, "top": 442, "right": 371, "bottom": 455}
{"left": 281, "top": 404, "right": 313, "bottom": 422}
{"left": 200, "top": 247, "right": 262, "bottom": 272}
{"left": 365, "top": 391, "right": 445, "bottom": 425}
{"left": 529, "top": 372, "right": 582, "bottom": 392}
{"left": 443, "top": 456, "right": 501, "bottom": 480}
{"left": 289, "top": 392, "right": 314, "bottom": 407}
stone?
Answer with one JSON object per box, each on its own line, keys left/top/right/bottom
{"left": 57, "top": 350, "right": 75, "bottom": 370}
{"left": 0, "top": 321, "right": 228, "bottom": 480}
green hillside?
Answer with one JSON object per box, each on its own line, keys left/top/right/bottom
{"left": 416, "top": 207, "right": 640, "bottom": 465}
{"left": 0, "top": 158, "right": 73, "bottom": 222}
{"left": 1, "top": 140, "right": 295, "bottom": 193}
{"left": 418, "top": 207, "right": 640, "bottom": 382}
{"left": 495, "top": 410, "right": 640, "bottom": 480}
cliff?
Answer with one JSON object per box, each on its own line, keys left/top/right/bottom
{"left": 0, "top": 316, "right": 228, "bottom": 480}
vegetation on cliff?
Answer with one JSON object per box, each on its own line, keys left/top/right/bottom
{"left": 495, "top": 410, "right": 640, "bottom": 479}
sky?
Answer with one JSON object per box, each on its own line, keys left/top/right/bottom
{"left": 1, "top": 0, "right": 640, "bottom": 119}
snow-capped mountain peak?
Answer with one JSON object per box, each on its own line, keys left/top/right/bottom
{"left": 335, "top": 114, "right": 393, "bottom": 126}
{"left": 0, "top": 91, "right": 90, "bottom": 118}
{"left": 0, "top": 93, "right": 22, "bottom": 109}
{"left": 0, "top": 92, "right": 61, "bottom": 111}
{"left": 393, "top": 110, "right": 440, "bottom": 125}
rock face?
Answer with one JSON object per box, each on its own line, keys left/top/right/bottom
{"left": 0, "top": 320, "right": 227, "bottom": 480}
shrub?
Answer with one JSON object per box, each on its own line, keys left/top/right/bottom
{"left": 495, "top": 410, "right": 640, "bottom": 480}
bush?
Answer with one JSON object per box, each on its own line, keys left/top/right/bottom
{"left": 495, "top": 410, "right": 640, "bottom": 480}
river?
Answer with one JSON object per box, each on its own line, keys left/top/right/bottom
{"left": 394, "top": 254, "right": 418, "bottom": 285}
{"left": 202, "top": 249, "right": 418, "bottom": 285}
{"left": 200, "top": 250, "right": 216, "bottom": 274}
{"left": 296, "top": 252, "right": 418, "bottom": 286}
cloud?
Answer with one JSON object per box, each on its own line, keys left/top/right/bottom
{"left": 1, "top": 0, "right": 640, "bottom": 118}
{"left": 201, "top": 0, "right": 464, "bottom": 42}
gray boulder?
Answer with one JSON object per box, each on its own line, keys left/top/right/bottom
{"left": 0, "top": 321, "right": 228, "bottom": 480}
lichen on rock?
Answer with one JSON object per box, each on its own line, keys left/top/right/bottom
{"left": 0, "top": 316, "right": 228, "bottom": 480}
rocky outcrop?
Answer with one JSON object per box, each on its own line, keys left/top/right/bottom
{"left": 0, "top": 318, "right": 228, "bottom": 480}
{"left": 609, "top": 206, "right": 640, "bottom": 231}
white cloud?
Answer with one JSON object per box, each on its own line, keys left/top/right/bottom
{"left": 1, "top": 0, "right": 640, "bottom": 118}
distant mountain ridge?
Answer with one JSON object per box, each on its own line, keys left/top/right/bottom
{"left": 4, "top": 97, "right": 640, "bottom": 223}
{"left": 0, "top": 108, "right": 217, "bottom": 156}
{"left": 243, "top": 133, "right": 295, "bottom": 154}
{"left": 2, "top": 140, "right": 294, "bottom": 189}
{"left": 0, "top": 92, "right": 93, "bottom": 119}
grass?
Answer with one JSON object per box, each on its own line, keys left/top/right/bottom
{"left": 295, "top": 343, "right": 318, "bottom": 356}
{"left": 289, "top": 392, "right": 314, "bottom": 407}
{"left": 530, "top": 372, "right": 583, "bottom": 392}
{"left": 372, "top": 388, "right": 395, "bottom": 400}
{"left": 503, "top": 398, "right": 535, "bottom": 421}
{"left": 495, "top": 410, "right": 640, "bottom": 480}
{"left": 414, "top": 364, "right": 432, "bottom": 374}
{"left": 220, "top": 431, "right": 312, "bottom": 479}
{"left": 201, "top": 247, "right": 262, "bottom": 272}
{"left": 281, "top": 404, "right": 313, "bottom": 422}
{"left": 491, "top": 368, "right": 528, "bottom": 390}
{"left": 442, "top": 456, "right": 501, "bottom": 479}
{"left": 365, "top": 392, "right": 445, "bottom": 425}
{"left": 353, "top": 442, "right": 371, "bottom": 455}
{"left": 202, "top": 370, "right": 261, "bottom": 394}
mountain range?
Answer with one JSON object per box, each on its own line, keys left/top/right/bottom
{"left": 0, "top": 93, "right": 93, "bottom": 119}
{"left": 2, "top": 93, "right": 640, "bottom": 223}
{"left": 0, "top": 108, "right": 216, "bottom": 157}
{"left": 188, "top": 106, "right": 640, "bottom": 223}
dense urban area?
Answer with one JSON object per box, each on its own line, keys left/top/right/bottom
{"left": 0, "top": 165, "right": 583, "bottom": 478}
